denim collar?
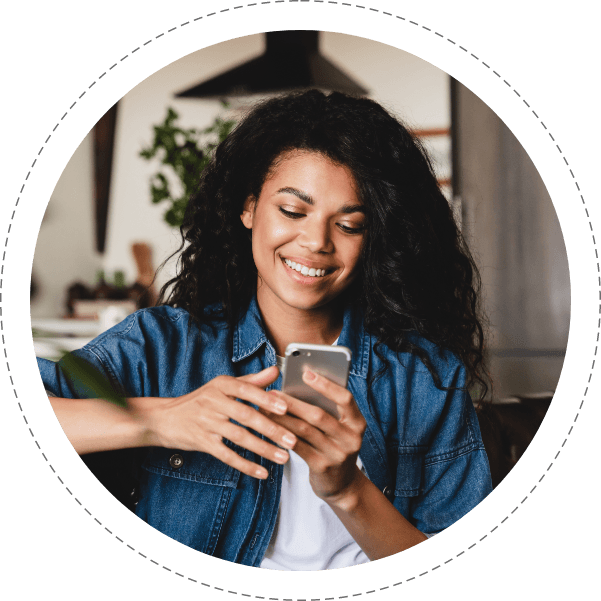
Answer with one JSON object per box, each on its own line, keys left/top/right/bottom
{"left": 232, "top": 295, "right": 370, "bottom": 379}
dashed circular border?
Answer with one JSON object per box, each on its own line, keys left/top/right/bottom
{"left": 3, "top": 2, "right": 599, "bottom": 597}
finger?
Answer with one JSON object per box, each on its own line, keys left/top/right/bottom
{"left": 284, "top": 436, "right": 322, "bottom": 469}
{"left": 270, "top": 390, "right": 364, "bottom": 452}
{"left": 212, "top": 441, "right": 270, "bottom": 479}
{"left": 215, "top": 374, "right": 287, "bottom": 415}
{"left": 220, "top": 422, "right": 290, "bottom": 465}
{"left": 302, "top": 370, "right": 363, "bottom": 425}
{"left": 269, "top": 412, "right": 338, "bottom": 456}
{"left": 215, "top": 393, "right": 297, "bottom": 449}
{"left": 238, "top": 366, "right": 280, "bottom": 388}
{"left": 281, "top": 434, "right": 352, "bottom": 478}
{"left": 270, "top": 390, "right": 345, "bottom": 438}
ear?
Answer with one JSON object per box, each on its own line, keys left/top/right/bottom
{"left": 240, "top": 196, "right": 256, "bottom": 230}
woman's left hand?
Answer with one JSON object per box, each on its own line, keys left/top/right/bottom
{"left": 267, "top": 369, "right": 367, "bottom": 505}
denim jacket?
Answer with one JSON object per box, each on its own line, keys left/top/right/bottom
{"left": 38, "top": 297, "right": 492, "bottom": 566}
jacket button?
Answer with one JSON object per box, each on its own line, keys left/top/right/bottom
{"left": 169, "top": 453, "right": 184, "bottom": 469}
{"left": 383, "top": 485, "right": 393, "bottom": 500}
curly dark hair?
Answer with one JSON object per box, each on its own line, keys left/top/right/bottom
{"left": 160, "top": 89, "right": 489, "bottom": 402}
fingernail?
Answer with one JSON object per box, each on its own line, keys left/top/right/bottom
{"left": 282, "top": 433, "right": 296, "bottom": 447}
{"left": 274, "top": 450, "right": 288, "bottom": 463}
{"left": 303, "top": 369, "right": 317, "bottom": 382}
{"left": 256, "top": 467, "right": 268, "bottom": 478}
{"left": 274, "top": 399, "right": 287, "bottom": 413}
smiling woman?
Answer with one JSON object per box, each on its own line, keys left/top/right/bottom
{"left": 38, "top": 90, "right": 492, "bottom": 569}
{"left": 241, "top": 151, "right": 365, "bottom": 341}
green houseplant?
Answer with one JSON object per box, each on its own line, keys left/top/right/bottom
{"left": 140, "top": 105, "right": 236, "bottom": 227}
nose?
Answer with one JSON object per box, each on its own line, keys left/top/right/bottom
{"left": 298, "top": 216, "right": 334, "bottom": 254}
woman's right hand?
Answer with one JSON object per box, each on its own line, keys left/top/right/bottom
{"left": 133, "top": 366, "right": 296, "bottom": 479}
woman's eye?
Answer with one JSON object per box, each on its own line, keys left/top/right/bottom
{"left": 279, "top": 207, "right": 305, "bottom": 219}
{"left": 338, "top": 223, "right": 365, "bottom": 234}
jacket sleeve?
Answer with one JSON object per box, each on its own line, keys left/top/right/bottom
{"left": 37, "top": 346, "right": 121, "bottom": 400}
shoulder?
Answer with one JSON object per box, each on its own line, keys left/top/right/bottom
{"left": 373, "top": 331, "right": 465, "bottom": 387}
{"left": 82, "top": 306, "right": 187, "bottom": 348}
{"left": 80, "top": 306, "right": 232, "bottom": 371}
{"left": 86, "top": 305, "right": 229, "bottom": 346}
{"left": 77, "top": 306, "right": 231, "bottom": 397}
{"left": 110, "top": 305, "right": 190, "bottom": 329}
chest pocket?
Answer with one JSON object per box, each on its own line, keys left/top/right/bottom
{"left": 138, "top": 445, "right": 242, "bottom": 555}
{"left": 142, "top": 447, "right": 242, "bottom": 486}
{"left": 393, "top": 448, "right": 424, "bottom": 497}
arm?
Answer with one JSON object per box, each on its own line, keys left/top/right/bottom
{"left": 46, "top": 366, "right": 299, "bottom": 480}
{"left": 48, "top": 396, "right": 149, "bottom": 455}
{"left": 326, "top": 467, "right": 427, "bottom": 560}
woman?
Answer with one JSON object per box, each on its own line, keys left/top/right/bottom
{"left": 39, "top": 90, "right": 492, "bottom": 569}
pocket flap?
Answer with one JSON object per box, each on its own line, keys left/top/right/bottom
{"left": 142, "top": 445, "right": 242, "bottom": 488}
{"left": 394, "top": 449, "right": 424, "bottom": 497}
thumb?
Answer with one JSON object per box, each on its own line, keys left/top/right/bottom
{"left": 238, "top": 365, "right": 280, "bottom": 388}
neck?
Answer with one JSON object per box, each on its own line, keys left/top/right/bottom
{"left": 256, "top": 283, "right": 345, "bottom": 356}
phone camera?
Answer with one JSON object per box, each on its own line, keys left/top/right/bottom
{"left": 292, "top": 350, "right": 301, "bottom": 357}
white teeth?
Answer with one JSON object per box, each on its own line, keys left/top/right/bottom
{"left": 284, "top": 259, "right": 327, "bottom": 277}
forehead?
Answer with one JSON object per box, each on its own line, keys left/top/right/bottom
{"left": 262, "top": 150, "right": 361, "bottom": 203}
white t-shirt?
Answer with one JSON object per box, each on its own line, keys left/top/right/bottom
{"left": 260, "top": 353, "right": 369, "bottom": 570}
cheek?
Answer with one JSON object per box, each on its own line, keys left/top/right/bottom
{"left": 272, "top": 223, "right": 291, "bottom": 239}
{"left": 261, "top": 220, "right": 296, "bottom": 248}
{"left": 252, "top": 217, "right": 292, "bottom": 261}
{"left": 343, "top": 240, "right": 364, "bottom": 273}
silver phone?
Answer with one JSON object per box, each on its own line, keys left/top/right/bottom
{"left": 281, "top": 343, "right": 352, "bottom": 418}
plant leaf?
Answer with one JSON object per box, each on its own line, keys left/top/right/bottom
{"left": 60, "top": 352, "right": 126, "bottom": 408}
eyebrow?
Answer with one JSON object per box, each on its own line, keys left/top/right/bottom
{"left": 276, "top": 187, "right": 365, "bottom": 214}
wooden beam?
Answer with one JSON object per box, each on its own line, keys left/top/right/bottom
{"left": 410, "top": 127, "right": 450, "bottom": 138}
{"left": 93, "top": 102, "right": 118, "bottom": 254}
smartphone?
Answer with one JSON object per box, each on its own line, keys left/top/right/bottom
{"left": 281, "top": 343, "right": 352, "bottom": 418}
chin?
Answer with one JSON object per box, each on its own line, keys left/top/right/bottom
{"left": 282, "top": 296, "right": 322, "bottom": 311}
{"left": 281, "top": 291, "right": 339, "bottom": 312}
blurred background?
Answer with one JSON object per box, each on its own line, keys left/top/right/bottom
{"left": 31, "top": 31, "right": 569, "bottom": 488}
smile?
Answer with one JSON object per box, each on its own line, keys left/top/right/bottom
{"left": 283, "top": 258, "right": 328, "bottom": 278}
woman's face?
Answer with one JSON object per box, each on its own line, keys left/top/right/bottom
{"left": 241, "top": 151, "right": 366, "bottom": 314}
